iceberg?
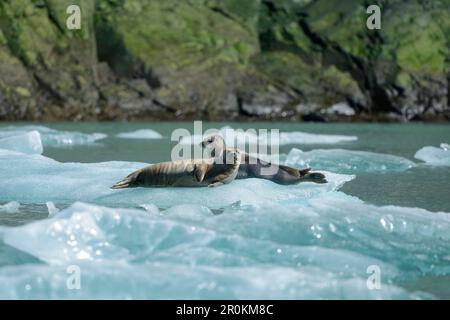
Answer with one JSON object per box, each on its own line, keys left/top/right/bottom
{"left": 414, "top": 144, "right": 450, "bottom": 166}
{"left": 286, "top": 148, "right": 416, "bottom": 173}
{"left": 0, "top": 131, "right": 43, "bottom": 155}
{"left": 0, "top": 125, "right": 107, "bottom": 147}
{"left": 116, "top": 129, "right": 162, "bottom": 139}
{"left": 0, "top": 149, "right": 352, "bottom": 209}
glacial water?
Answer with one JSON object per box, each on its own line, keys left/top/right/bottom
{"left": 0, "top": 122, "right": 449, "bottom": 299}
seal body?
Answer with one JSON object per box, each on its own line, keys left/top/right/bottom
{"left": 237, "top": 153, "right": 327, "bottom": 185}
{"left": 111, "top": 149, "right": 240, "bottom": 189}
{"left": 201, "top": 135, "right": 327, "bottom": 185}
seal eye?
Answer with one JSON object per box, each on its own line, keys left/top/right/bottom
{"left": 208, "top": 138, "right": 213, "bottom": 143}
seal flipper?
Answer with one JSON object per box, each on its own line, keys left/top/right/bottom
{"left": 111, "top": 170, "right": 139, "bottom": 189}
{"left": 193, "top": 163, "right": 208, "bottom": 183}
{"left": 301, "top": 171, "right": 327, "bottom": 184}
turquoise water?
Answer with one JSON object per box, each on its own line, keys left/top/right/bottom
{"left": 0, "top": 122, "right": 449, "bottom": 299}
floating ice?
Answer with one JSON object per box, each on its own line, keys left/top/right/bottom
{"left": 414, "top": 144, "right": 450, "bottom": 166}
{"left": 116, "top": 129, "right": 162, "bottom": 139}
{"left": 0, "top": 201, "right": 20, "bottom": 214}
{"left": 179, "top": 126, "right": 259, "bottom": 146}
{"left": 0, "top": 149, "right": 352, "bottom": 209}
{"left": 45, "top": 202, "right": 59, "bottom": 218}
{"left": 0, "top": 262, "right": 429, "bottom": 299}
{"left": 179, "top": 126, "right": 357, "bottom": 146}
{"left": 0, "top": 131, "right": 43, "bottom": 155}
{"left": 272, "top": 131, "right": 358, "bottom": 145}
{"left": 286, "top": 148, "right": 416, "bottom": 173}
{"left": 0, "top": 199, "right": 444, "bottom": 299}
{"left": 0, "top": 125, "right": 107, "bottom": 147}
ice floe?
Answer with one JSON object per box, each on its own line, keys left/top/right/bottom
{"left": 414, "top": 143, "right": 450, "bottom": 166}
{"left": 286, "top": 148, "right": 416, "bottom": 173}
{"left": 0, "top": 131, "right": 43, "bottom": 155}
{"left": 0, "top": 149, "right": 352, "bottom": 209}
{"left": 1, "top": 198, "right": 445, "bottom": 299}
{"left": 264, "top": 131, "right": 358, "bottom": 145}
{"left": 0, "top": 125, "right": 107, "bottom": 147}
{"left": 116, "top": 129, "right": 162, "bottom": 139}
{"left": 179, "top": 126, "right": 357, "bottom": 146}
{"left": 179, "top": 126, "right": 259, "bottom": 146}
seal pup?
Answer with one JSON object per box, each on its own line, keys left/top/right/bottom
{"left": 201, "top": 135, "right": 327, "bottom": 185}
{"left": 111, "top": 144, "right": 240, "bottom": 189}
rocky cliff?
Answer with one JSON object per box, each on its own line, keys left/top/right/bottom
{"left": 0, "top": 0, "right": 448, "bottom": 121}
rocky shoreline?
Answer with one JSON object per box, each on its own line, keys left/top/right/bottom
{"left": 0, "top": 0, "right": 448, "bottom": 122}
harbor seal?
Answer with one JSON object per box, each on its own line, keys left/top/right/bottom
{"left": 111, "top": 144, "right": 241, "bottom": 189}
{"left": 201, "top": 135, "right": 327, "bottom": 185}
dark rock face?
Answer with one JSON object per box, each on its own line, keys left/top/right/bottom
{"left": 0, "top": 0, "right": 448, "bottom": 121}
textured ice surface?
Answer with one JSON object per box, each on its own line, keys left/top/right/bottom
{"left": 286, "top": 148, "right": 416, "bottom": 173}
{"left": 0, "top": 149, "right": 352, "bottom": 208}
{"left": 1, "top": 198, "right": 445, "bottom": 299}
{"left": 0, "top": 126, "right": 106, "bottom": 147}
{"left": 0, "top": 262, "right": 428, "bottom": 299}
{"left": 0, "top": 131, "right": 43, "bottom": 154}
{"left": 414, "top": 144, "right": 450, "bottom": 166}
{"left": 0, "top": 201, "right": 20, "bottom": 214}
{"left": 179, "top": 126, "right": 357, "bottom": 146}
{"left": 116, "top": 129, "right": 162, "bottom": 139}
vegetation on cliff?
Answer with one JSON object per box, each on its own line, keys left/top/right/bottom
{"left": 0, "top": 0, "right": 448, "bottom": 121}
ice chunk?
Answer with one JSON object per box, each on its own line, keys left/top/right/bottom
{"left": 0, "top": 149, "right": 352, "bottom": 209}
{"left": 0, "top": 131, "right": 43, "bottom": 154}
{"left": 0, "top": 200, "right": 441, "bottom": 299}
{"left": 0, "top": 125, "right": 107, "bottom": 147}
{"left": 116, "top": 129, "right": 162, "bottom": 139}
{"left": 0, "top": 201, "right": 20, "bottom": 214}
{"left": 414, "top": 144, "right": 450, "bottom": 166}
{"left": 162, "top": 193, "right": 450, "bottom": 277}
{"left": 179, "top": 126, "right": 357, "bottom": 146}
{"left": 271, "top": 131, "right": 358, "bottom": 145}
{"left": 45, "top": 202, "right": 59, "bottom": 218}
{"left": 0, "top": 262, "right": 428, "bottom": 299}
{"left": 179, "top": 126, "right": 259, "bottom": 146}
{"left": 286, "top": 148, "right": 416, "bottom": 173}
